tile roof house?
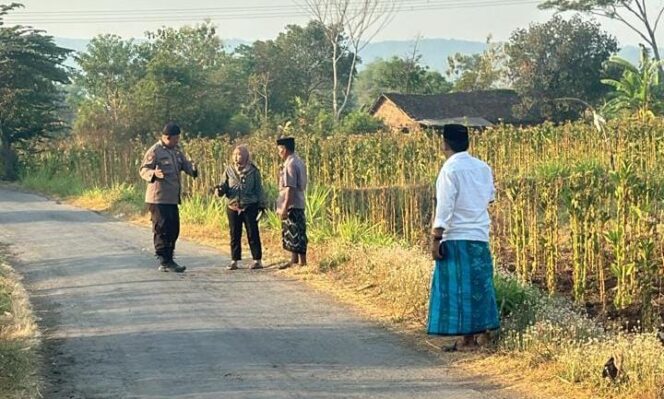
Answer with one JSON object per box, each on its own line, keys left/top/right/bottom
{"left": 369, "top": 90, "right": 539, "bottom": 131}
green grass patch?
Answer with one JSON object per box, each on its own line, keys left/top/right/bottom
{"left": 0, "top": 285, "right": 11, "bottom": 314}
{"left": 494, "top": 273, "right": 540, "bottom": 325}
{"left": 81, "top": 183, "right": 143, "bottom": 205}
{"left": 20, "top": 169, "right": 85, "bottom": 198}
{"left": 0, "top": 340, "right": 40, "bottom": 399}
{"left": 180, "top": 194, "right": 228, "bottom": 230}
{"left": 335, "top": 216, "right": 396, "bottom": 246}
{"left": 77, "top": 183, "right": 144, "bottom": 215}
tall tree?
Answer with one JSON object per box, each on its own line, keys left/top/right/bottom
{"left": 133, "top": 23, "right": 233, "bottom": 137}
{"left": 73, "top": 34, "right": 142, "bottom": 143}
{"left": 539, "top": 0, "right": 664, "bottom": 64}
{"left": 235, "top": 21, "right": 353, "bottom": 123}
{"left": 273, "top": 21, "right": 351, "bottom": 107}
{"left": 75, "top": 23, "right": 239, "bottom": 139}
{"left": 0, "top": 3, "right": 70, "bottom": 179}
{"left": 300, "top": 0, "right": 396, "bottom": 121}
{"left": 505, "top": 15, "right": 618, "bottom": 120}
{"left": 447, "top": 35, "right": 507, "bottom": 92}
{"left": 354, "top": 56, "right": 451, "bottom": 107}
{"left": 234, "top": 40, "right": 281, "bottom": 124}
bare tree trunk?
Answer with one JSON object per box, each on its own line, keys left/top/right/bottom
{"left": 332, "top": 36, "right": 339, "bottom": 119}
{"left": 262, "top": 75, "right": 270, "bottom": 124}
{"left": 596, "top": 1, "right": 663, "bottom": 68}
{"left": 337, "top": 48, "right": 358, "bottom": 120}
{"left": 543, "top": 1, "right": 664, "bottom": 71}
{"left": 301, "top": 0, "right": 395, "bottom": 122}
{"left": 248, "top": 72, "right": 272, "bottom": 129}
{"left": 643, "top": 15, "right": 662, "bottom": 64}
{"left": 636, "top": 0, "right": 663, "bottom": 73}
{"left": 405, "top": 35, "right": 423, "bottom": 93}
{"left": 338, "top": 0, "right": 396, "bottom": 119}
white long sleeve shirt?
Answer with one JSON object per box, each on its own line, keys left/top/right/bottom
{"left": 433, "top": 151, "right": 495, "bottom": 242}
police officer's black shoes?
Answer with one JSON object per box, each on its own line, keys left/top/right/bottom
{"left": 156, "top": 255, "right": 168, "bottom": 271}
{"left": 159, "top": 264, "right": 186, "bottom": 273}
{"left": 158, "top": 258, "right": 186, "bottom": 273}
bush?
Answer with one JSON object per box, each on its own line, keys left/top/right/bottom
{"left": 337, "top": 111, "right": 385, "bottom": 134}
{"left": 494, "top": 273, "right": 541, "bottom": 330}
{"left": 291, "top": 97, "right": 335, "bottom": 136}
{"left": 226, "top": 114, "right": 253, "bottom": 138}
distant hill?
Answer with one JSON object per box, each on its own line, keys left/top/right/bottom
{"left": 55, "top": 36, "right": 654, "bottom": 72}
{"left": 55, "top": 37, "right": 90, "bottom": 54}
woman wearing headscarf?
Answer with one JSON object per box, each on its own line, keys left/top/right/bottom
{"left": 215, "top": 145, "right": 266, "bottom": 270}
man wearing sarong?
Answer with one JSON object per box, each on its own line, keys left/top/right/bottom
{"left": 275, "top": 137, "right": 308, "bottom": 269}
{"left": 428, "top": 124, "right": 499, "bottom": 350}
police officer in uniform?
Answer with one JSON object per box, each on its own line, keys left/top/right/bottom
{"left": 139, "top": 122, "right": 198, "bottom": 272}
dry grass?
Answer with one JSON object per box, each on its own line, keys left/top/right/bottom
{"left": 0, "top": 250, "right": 41, "bottom": 399}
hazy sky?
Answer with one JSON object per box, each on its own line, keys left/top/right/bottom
{"left": 6, "top": 0, "right": 661, "bottom": 46}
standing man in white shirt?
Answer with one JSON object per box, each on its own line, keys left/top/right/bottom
{"left": 427, "top": 124, "right": 500, "bottom": 350}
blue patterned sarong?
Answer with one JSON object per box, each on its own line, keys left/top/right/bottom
{"left": 427, "top": 240, "right": 500, "bottom": 336}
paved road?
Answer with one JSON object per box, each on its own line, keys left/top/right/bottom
{"left": 0, "top": 187, "right": 503, "bottom": 398}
